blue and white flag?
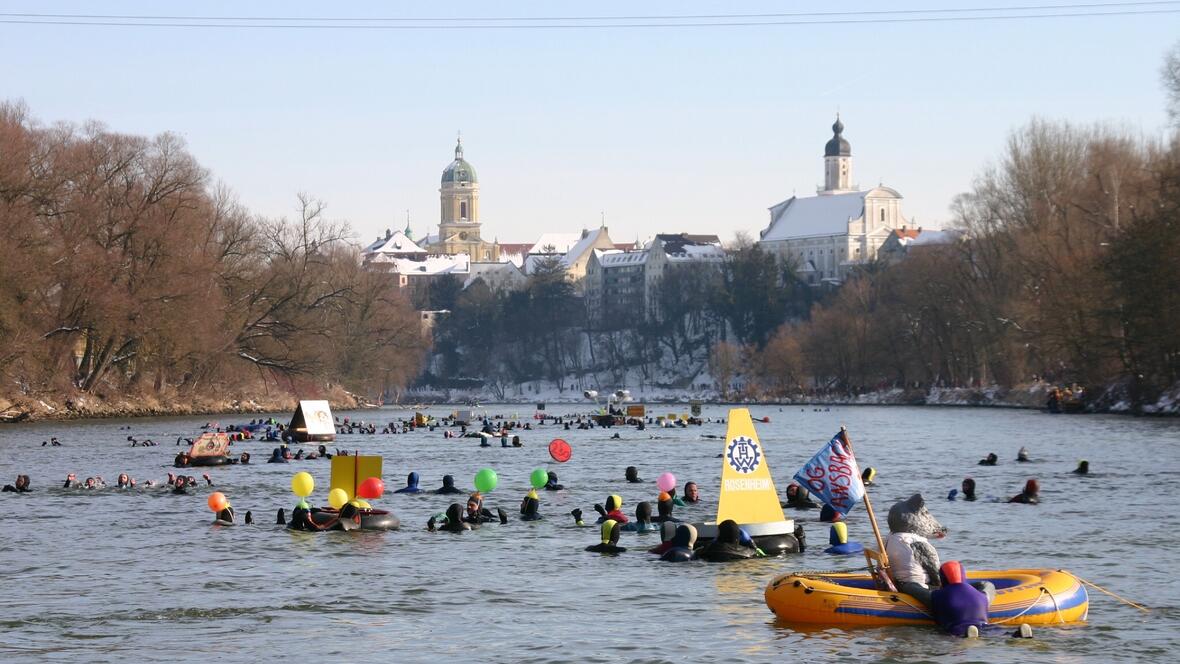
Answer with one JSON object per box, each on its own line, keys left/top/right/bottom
{"left": 793, "top": 432, "right": 865, "bottom": 516}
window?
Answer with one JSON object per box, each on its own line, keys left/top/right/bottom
{"left": 880, "top": 209, "right": 886, "bottom": 222}
{"left": 460, "top": 201, "right": 468, "bottom": 220}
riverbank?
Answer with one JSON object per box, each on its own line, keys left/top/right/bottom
{"left": 0, "top": 384, "right": 371, "bottom": 423}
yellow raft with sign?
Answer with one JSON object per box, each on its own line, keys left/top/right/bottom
{"left": 764, "top": 568, "right": 1089, "bottom": 626}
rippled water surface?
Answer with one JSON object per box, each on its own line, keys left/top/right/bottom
{"left": 2, "top": 405, "right": 1179, "bottom": 663}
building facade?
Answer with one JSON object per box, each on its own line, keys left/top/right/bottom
{"left": 430, "top": 138, "right": 501, "bottom": 262}
{"left": 759, "top": 117, "right": 909, "bottom": 284}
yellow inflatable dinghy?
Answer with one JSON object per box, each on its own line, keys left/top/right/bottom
{"left": 765, "top": 569, "right": 1088, "bottom": 626}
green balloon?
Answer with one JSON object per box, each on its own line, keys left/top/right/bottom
{"left": 474, "top": 468, "right": 499, "bottom": 494}
{"left": 529, "top": 467, "right": 548, "bottom": 489}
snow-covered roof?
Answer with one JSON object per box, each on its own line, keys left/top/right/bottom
{"left": 528, "top": 233, "right": 582, "bottom": 255}
{"left": 560, "top": 228, "right": 608, "bottom": 267}
{"left": 465, "top": 261, "right": 525, "bottom": 289}
{"left": 665, "top": 243, "right": 724, "bottom": 263}
{"left": 363, "top": 229, "right": 427, "bottom": 256}
{"left": 382, "top": 253, "right": 470, "bottom": 277}
{"left": 909, "top": 230, "right": 959, "bottom": 247}
{"left": 760, "top": 191, "right": 870, "bottom": 241}
{"left": 600, "top": 250, "right": 648, "bottom": 267}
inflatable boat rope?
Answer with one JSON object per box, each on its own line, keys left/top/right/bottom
{"left": 787, "top": 572, "right": 1069, "bottom": 624}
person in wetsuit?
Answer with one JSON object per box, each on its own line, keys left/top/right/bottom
{"left": 519, "top": 491, "right": 543, "bottom": 521}
{"left": 1016, "top": 447, "right": 1031, "bottom": 462}
{"left": 544, "top": 471, "right": 563, "bottom": 491}
{"left": 978, "top": 453, "right": 998, "bottom": 466}
{"left": 783, "top": 482, "right": 819, "bottom": 509}
{"left": 659, "top": 524, "right": 698, "bottom": 562}
{"left": 465, "top": 492, "right": 508, "bottom": 524}
{"left": 620, "top": 501, "right": 655, "bottom": 532}
{"left": 823, "top": 522, "right": 864, "bottom": 555}
{"left": 1073, "top": 460, "right": 1089, "bottom": 475}
{"left": 1008, "top": 479, "right": 1040, "bottom": 504}
{"left": 3, "top": 475, "right": 31, "bottom": 492}
{"left": 948, "top": 477, "right": 977, "bottom": 501}
{"left": 428, "top": 503, "right": 473, "bottom": 532}
{"left": 653, "top": 493, "right": 679, "bottom": 523}
{"left": 434, "top": 475, "right": 463, "bottom": 494}
{"left": 585, "top": 520, "right": 627, "bottom": 554}
{"left": 683, "top": 481, "right": 700, "bottom": 504}
{"left": 394, "top": 472, "right": 422, "bottom": 494}
{"left": 696, "top": 519, "right": 757, "bottom": 562}
{"left": 594, "top": 495, "right": 629, "bottom": 524}
{"left": 625, "top": 466, "right": 643, "bottom": 483}
{"left": 930, "top": 560, "right": 991, "bottom": 638}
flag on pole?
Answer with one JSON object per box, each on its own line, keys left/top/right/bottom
{"left": 793, "top": 431, "right": 866, "bottom": 516}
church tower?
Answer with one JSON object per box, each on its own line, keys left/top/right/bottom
{"left": 439, "top": 137, "right": 481, "bottom": 250}
{"left": 821, "top": 115, "right": 853, "bottom": 194}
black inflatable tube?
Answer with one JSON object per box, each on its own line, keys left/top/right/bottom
{"left": 296, "top": 508, "right": 401, "bottom": 531}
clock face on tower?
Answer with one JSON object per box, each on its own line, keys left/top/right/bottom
{"left": 459, "top": 231, "right": 468, "bottom": 240}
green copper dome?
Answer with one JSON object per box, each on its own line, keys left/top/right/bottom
{"left": 441, "top": 138, "right": 478, "bottom": 184}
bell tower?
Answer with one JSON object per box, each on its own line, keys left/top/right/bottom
{"left": 438, "top": 136, "right": 481, "bottom": 252}
{"left": 822, "top": 115, "right": 853, "bottom": 194}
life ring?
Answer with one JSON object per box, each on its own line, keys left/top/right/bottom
{"left": 294, "top": 508, "right": 401, "bottom": 531}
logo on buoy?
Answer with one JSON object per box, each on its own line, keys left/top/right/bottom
{"left": 726, "top": 436, "right": 761, "bottom": 474}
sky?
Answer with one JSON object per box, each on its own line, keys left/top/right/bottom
{"left": 1, "top": 1, "right": 1176, "bottom": 246}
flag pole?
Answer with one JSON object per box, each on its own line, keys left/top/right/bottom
{"left": 840, "top": 426, "right": 892, "bottom": 579}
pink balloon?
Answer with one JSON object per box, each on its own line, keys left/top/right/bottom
{"left": 656, "top": 472, "right": 676, "bottom": 493}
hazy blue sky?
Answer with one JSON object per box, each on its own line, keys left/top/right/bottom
{"left": 1, "top": 1, "right": 1176, "bottom": 245}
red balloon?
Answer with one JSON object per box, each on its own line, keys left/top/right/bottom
{"left": 548, "top": 438, "right": 571, "bottom": 463}
{"left": 356, "top": 477, "right": 385, "bottom": 500}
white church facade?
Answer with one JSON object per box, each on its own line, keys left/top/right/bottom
{"left": 759, "top": 117, "right": 909, "bottom": 284}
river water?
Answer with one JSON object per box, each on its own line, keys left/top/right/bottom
{"left": 1, "top": 405, "right": 1178, "bottom": 663}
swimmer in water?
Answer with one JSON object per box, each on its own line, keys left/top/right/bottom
{"left": 659, "top": 524, "right": 698, "bottom": 562}
{"left": 465, "top": 492, "right": 508, "bottom": 524}
{"left": 116, "top": 473, "right": 135, "bottom": 489}
{"left": 683, "top": 481, "right": 700, "bottom": 504}
{"left": 648, "top": 522, "right": 679, "bottom": 555}
{"left": 2, "top": 475, "right": 31, "bottom": 492}
{"left": 585, "top": 520, "right": 627, "bottom": 554}
{"left": 1017, "top": 447, "right": 1031, "bottom": 462}
{"left": 696, "top": 520, "right": 758, "bottom": 562}
{"left": 544, "top": 471, "right": 563, "bottom": 491}
{"left": 625, "top": 466, "right": 643, "bottom": 483}
{"left": 1008, "top": 479, "right": 1040, "bottom": 504}
{"left": 653, "top": 493, "right": 680, "bottom": 523}
{"left": 519, "top": 490, "right": 543, "bottom": 521}
{"left": 862, "top": 467, "right": 878, "bottom": 486}
{"left": 948, "top": 477, "right": 977, "bottom": 501}
{"left": 620, "top": 501, "right": 656, "bottom": 532}
{"left": 978, "top": 452, "right": 998, "bottom": 466}
{"left": 428, "top": 503, "right": 473, "bottom": 532}
{"left": 783, "top": 482, "right": 820, "bottom": 509}
{"left": 593, "top": 495, "right": 629, "bottom": 524}
{"left": 434, "top": 475, "right": 464, "bottom": 495}
{"left": 1073, "top": 460, "right": 1089, "bottom": 475}
{"left": 394, "top": 472, "right": 422, "bottom": 494}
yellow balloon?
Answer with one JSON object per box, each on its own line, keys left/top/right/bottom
{"left": 290, "top": 471, "right": 314, "bottom": 498}
{"left": 328, "top": 487, "right": 348, "bottom": 510}
{"left": 356, "top": 499, "right": 372, "bottom": 509}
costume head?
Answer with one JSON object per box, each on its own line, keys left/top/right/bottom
{"left": 887, "top": 493, "right": 947, "bottom": 539}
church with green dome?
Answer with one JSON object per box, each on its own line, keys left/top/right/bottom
{"left": 430, "top": 137, "right": 501, "bottom": 262}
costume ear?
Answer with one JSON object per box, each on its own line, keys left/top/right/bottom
{"left": 907, "top": 493, "right": 925, "bottom": 510}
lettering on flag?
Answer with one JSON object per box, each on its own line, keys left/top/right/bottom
{"left": 792, "top": 432, "right": 866, "bottom": 516}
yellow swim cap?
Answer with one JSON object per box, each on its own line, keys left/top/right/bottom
{"left": 608, "top": 494, "right": 623, "bottom": 510}
{"left": 527, "top": 489, "right": 538, "bottom": 500}
{"left": 601, "top": 519, "right": 618, "bottom": 544}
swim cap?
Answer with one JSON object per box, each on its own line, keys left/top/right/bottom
{"left": 601, "top": 519, "right": 619, "bottom": 544}
{"left": 657, "top": 492, "right": 671, "bottom": 502}
{"left": 527, "top": 489, "right": 538, "bottom": 500}
{"left": 939, "top": 560, "right": 965, "bottom": 585}
{"left": 829, "top": 522, "right": 849, "bottom": 545}
{"left": 862, "top": 467, "right": 877, "bottom": 484}
{"left": 606, "top": 494, "right": 623, "bottom": 511}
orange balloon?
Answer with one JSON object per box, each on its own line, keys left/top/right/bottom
{"left": 207, "top": 491, "right": 228, "bottom": 513}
